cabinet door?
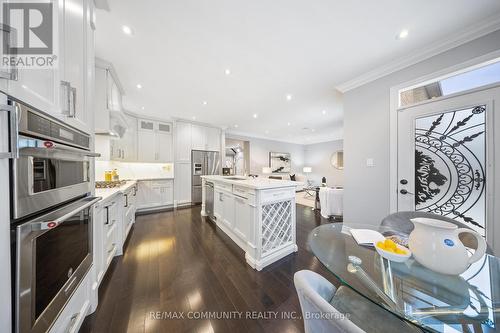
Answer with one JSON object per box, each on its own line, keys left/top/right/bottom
{"left": 174, "top": 162, "right": 191, "bottom": 204}
{"left": 161, "top": 181, "right": 174, "bottom": 205}
{"left": 175, "top": 122, "right": 192, "bottom": 161}
{"left": 222, "top": 193, "right": 235, "bottom": 229}
{"left": 233, "top": 196, "right": 248, "bottom": 241}
{"left": 149, "top": 185, "right": 164, "bottom": 207}
{"left": 138, "top": 129, "right": 156, "bottom": 162}
{"left": 214, "top": 190, "right": 223, "bottom": 221}
{"left": 107, "top": 71, "right": 122, "bottom": 111}
{"left": 137, "top": 181, "right": 152, "bottom": 209}
{"left": 3, "top": 0, "right": 61, "bottom": 117}
{"left": 191, "top": 124, "right": 206, "bottom": 150}
{"left": 62, "top": 0, "right": 87, "bottom": 131}
{"left": 121, "top": 115, "right": 137, "bottom": 161}
{"left": 156, "top": 122, "right": 173, "bottom": 162}
{"left": 206, "top": 127, "right": 220, "bottom": 151}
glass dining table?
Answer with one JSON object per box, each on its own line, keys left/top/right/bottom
{"left": 308, "top": 223, "right": 500, "bottom": 333}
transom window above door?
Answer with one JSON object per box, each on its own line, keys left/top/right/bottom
{"left": 399, "top": 59, "right": 500, "bottom": 107}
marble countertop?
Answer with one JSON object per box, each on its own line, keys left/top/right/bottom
{"left": 95, "top": 180, "right": 137, "bottom": 203}
{"left": 201, "top": 175, "right": 302, "bottom": 190}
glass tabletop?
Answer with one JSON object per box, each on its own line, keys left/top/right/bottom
{"left": 308, "top": 223, "right": 500, "bottom": 333}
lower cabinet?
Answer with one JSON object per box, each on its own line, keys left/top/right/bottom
{"left": 233, "top": 195, "right": 250, "bottom": 242}
{"left": 214, "top": 186, "right": 255, "bottom": 247}
{"left": 48, "top": 273, "right": 91, "bottom": 333}
{"left": 137, "top": 180, "right": 174, "bottom": 211}
{"left": 174, "top": 162, "right": 191, "bottom": 205}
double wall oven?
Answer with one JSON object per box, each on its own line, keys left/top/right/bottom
{"left": 6, "top": 97, "right": 100, "bottom": 333}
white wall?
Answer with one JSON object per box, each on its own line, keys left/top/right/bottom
{"left": 304, "top": 140, "right": 343, "bottom": 187}
{"left": 227, "top": 135, "right": 305, "bottom": 176}
{"left": 343, "top": 29, "right": 500, "bottom": 227}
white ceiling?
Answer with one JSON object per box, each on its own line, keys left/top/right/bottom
{"left": 95, "top": 0, "right": 500, "bottom": 144}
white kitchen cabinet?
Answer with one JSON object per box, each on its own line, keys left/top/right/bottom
{"left": 174, "top": 163, "right": 191, "bottom": 205}
{"left": 175, "top": 121, "right": 192, "bottom": 161}
{"left": 137, "top": 119, "right": 173, "bottom": 162}
{"left": 61, "top": 0, "right": 87, "bottom": 132}
{"left": 191, "top": 124, "right": 220, "bottom": 151}
{"left": 107, "top": 70, "right": 122, "bottom": 111}
{"left": 111, "top": 114, "right": 138, "bottom": 161}
{"left": 191, "top": 124, "right": 206, "bottom": 150}
{"left": 137, "top": 180, "right": 174, "bottom": 210}
{"left": 222, "top": 191, "right": 235, "bottom": 229}
{"left": 206, "top": 127, "right": 221, "bottom": 151}
{"left": 48, "top": 272, "right": 91, "bottom": 333}
{"left": 233, "top": 195, "right": 250, "bottom": 242}
{"left": 1, "top": 0, "right": 93, "bottom": 133}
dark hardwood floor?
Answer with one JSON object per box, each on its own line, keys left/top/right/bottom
{"left": 80, "top": 204, "right": 339, "bottom": 333}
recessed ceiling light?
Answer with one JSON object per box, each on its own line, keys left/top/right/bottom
{"left": 224, "top": 69, "right": 231, "bottom": 75}
{"left": 141, "top": 106, "right": 145, "bottom": 110}
{"left": 287, "top": 122, "right": 291, "bottom": 126}
{"left": 311, "top": 129, "right": 315, "bottom": 132}
{"left": 397, "top": 29, "right": 409, "bottom": 40}
{"left": 234, "top": 124, "right": 239, "bottom": 128}
{"left": 322, "top": 110, "right": 327, "bottom": 115}
{"left": 286, "top": 94, "right": 293, "bottom": 101}
{"left": 253, "top": 113, "right": 258, "bottom": 119}
{"left": 136, "top": 84, "right": 142, "bottom": 89}
{"left": 122, "top": 25, "right": 133, "bottom": 35}
{"left": 202, "top": 101, "right": 208, "bottom": 106}
{"left": 192, "top": 116, "right": 196, "bottom": 120}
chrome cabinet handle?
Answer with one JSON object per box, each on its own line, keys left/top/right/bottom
{"left": 70, "top": 87, "right": 77, "bottom": 118}
{"left": 60, "top": 81, "right": 71, "bottom": 115}
{"left": 0, "top": 104, "right": 19, "bottom": 159}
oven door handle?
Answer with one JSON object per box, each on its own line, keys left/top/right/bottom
{"left": 24, "top": 197, "right": 102, "bottom": 233}
{"left": 20, "top": 146, "right": 101, "bottom": 158}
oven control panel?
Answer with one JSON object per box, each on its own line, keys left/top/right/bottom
{"left": 24, "top": 109, "right": 91, "bottom": 150}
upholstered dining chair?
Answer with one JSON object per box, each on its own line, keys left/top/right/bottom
{"left": 294, "top": 270, "right": 422, "bottom": 333}
{"left": 379, "top": 211, "right": 492, "bottom": 254}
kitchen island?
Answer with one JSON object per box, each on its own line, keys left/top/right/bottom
{"left": 201, "top": 175, "right": 301, "bottom": 270}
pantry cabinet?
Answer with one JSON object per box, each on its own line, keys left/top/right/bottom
{"left": 174, "top": 163, "right": 191, "bottom": 205}
{"left": 175, "top": 121, "right": 192, "bottom": 161}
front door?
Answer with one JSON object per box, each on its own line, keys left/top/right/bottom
{"left": 397, "top": 86, "right": 498, "bottom": 248}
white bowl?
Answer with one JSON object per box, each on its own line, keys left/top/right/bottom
{"left": 375, "top": 243, "right": 412, "bottom": 263}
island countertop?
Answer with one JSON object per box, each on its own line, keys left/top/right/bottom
{"left": 201, "top": 175, "right": 302, "bottom": 190}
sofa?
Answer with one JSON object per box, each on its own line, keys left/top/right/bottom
{"left": 265, "top": 173, "right": 306, "bottom": 192}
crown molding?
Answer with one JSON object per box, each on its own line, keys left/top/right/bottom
{"left": 226, "top": 130, "right": 343, "bottom": 146}
{"left": 336, "top": 14, "right": 500, "bottom": 93}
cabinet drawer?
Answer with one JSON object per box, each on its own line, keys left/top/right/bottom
{"left": 215, "top": 183, "right": 232, "bottom": 192}
{"left": 260, "top": 188, "right": 295, "bottom": 204}
{"left": 48, "top": 274, "right": 90, "bottom": 333}
{"left": 232, "top": 186, "right": 255, "bottom": 198}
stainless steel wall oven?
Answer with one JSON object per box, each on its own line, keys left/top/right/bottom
{"left": 5, "top": 97, "right": 100, "bottom": 333}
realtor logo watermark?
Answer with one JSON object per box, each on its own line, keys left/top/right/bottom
{"left": 2, "top": 1, "right": 57, "bottom": 69}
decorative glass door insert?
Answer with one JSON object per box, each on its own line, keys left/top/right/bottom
{"left": 414, "top": 105, "right": 486, "bottom": 236}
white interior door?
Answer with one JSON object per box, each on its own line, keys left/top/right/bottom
{"left": 397, "top": 86, "right": 499, "bottom": 252}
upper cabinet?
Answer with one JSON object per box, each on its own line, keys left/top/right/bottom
{"left": 191, "top": 124, "right": 221, "bottom": 151}
{"left": 175, "top": 121, "right": 192, "bottom": 162}
{"left": 0, "top": 0, "right": 94, "bottom": 134}
{"left": 137, "top": 119, "right": 173, "bottom": 163}
{"left": 94, "top": 59, "right": 124, "bottom": 134}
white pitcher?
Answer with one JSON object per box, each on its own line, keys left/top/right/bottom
{"left": 409, "top": 218, "right": 487, "bottom": 275}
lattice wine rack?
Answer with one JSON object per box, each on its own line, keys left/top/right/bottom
{"left": 261, "top": 200, "right": 293, "bottom": 256}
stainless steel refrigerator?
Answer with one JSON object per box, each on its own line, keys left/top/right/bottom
{"left": 192, "top": 150, "right": 220, "bottom": 204}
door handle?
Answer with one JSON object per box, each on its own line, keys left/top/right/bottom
{"left": 400, "top": 189, "right": 414, "bottom": 195}
{"left": 61, "top": 81, "right": 71, "bottom": 115}
{"left": 0, "top": 104, "right": 19, "bottom": 159}
{"left": 400, "top": 179, "right": 408, "bottom": 185}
